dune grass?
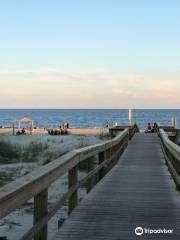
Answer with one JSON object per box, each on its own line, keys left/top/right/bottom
{"left": 0, "top": 141, "right": 20, "bottom": 163}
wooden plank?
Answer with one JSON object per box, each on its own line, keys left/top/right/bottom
{"left": 53, "top": 133, "right": 180, "bottom": 240}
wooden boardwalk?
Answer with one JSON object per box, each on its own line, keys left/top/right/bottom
{"left": 53, "top": 133, "right": 180, "bottom": 240}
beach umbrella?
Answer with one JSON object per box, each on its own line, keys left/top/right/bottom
{"left": 19, "top": 117, "right": 33, "bottom": 123}
{"left": 18, "top": 117, "right": 34, "bottom": 134}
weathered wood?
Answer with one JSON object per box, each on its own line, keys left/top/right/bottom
{"left": 98, "top": 152, "right": 105, "bottom": 180}
{"left": 159, "top": 126, "right": 176, "bottom": 132}
{"left": 79, "top": 144, "right": 128, "bottom": 188}
{"left": 86, "top": 157, "right": 96, "bottom": 193}
{"left": 109, "top": 147, "right": 117, "bottom": 171}
{"left": 128, "top": 124, "right": 139, "bottom": 140}
{"left": 159, "top": 129, "right": 180, "bottom": 162}
{"left": 0, "top": 128, "right": 130, "bottom": 240}
{"left": 12, "top": 122, "right": 15, "bottom": 136}
{"left": 0, "top": 151, "right": 79, "bottom": 219}
{"left": 161, "top": 142, "right": 180, "bottom": 189}
{"left": 109, "top": 124, "right": 139, "bottom": 138}
{"left": 109, "top": 125, "right": 130, "bottom": 137}
{"left": 0, "top": 129, "right": 129, "bottom": 219}
{"left": 75, "top": 128, "right": 129, "bottom": 161}
{"left": 20, "top": 184, "right": 79, "bottom": 240}
{"left": 160, "top": 128, "right": 180, "bottom": 186}
{"left": 53, "top": 133, "right": 180, "bottom": 240}
{"left": 34, "top": 188, "right": 48, "bottom": 240}
{"left": 68, "top": 166, "right": 78, "bottom": 214}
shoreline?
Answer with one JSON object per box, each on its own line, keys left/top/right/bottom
{"left": 0, "top": 127, "right": 109, "bottom": 136}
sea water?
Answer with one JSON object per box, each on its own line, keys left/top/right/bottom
{"left": 0, "top": 109, "right": 179, "bottom": 128}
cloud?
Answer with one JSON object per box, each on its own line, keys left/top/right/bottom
{"left": 0, "top": 69, "right": 179, "bottom": 108}
{"left": 111, "top": 89, "right": 139, "bottom": 98}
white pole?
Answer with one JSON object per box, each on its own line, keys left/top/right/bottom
{"left": 172, "top": 117, "right": 176, "bottom": 128}
{"left": 129, "top": 108, "right": 132, "bottom": 126}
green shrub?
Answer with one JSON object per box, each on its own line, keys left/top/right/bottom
{"left": 0, "top": 141, "right": 19, "bottom": 162}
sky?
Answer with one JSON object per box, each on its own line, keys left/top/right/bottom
{"left": 0, "top": 0, "right": 180, "bottom": 108}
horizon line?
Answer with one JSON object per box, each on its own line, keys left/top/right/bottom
{"left": 0, "top": 108, "right": 180, "bottom": 110}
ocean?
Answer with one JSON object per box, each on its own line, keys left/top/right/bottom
{"left": 0, "top": 109, "right": 179, "bottom": 129}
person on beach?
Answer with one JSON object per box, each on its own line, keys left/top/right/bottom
{"left": 16, "top": 130, "right": 21, "bottom": 135}
{"left": 51, "top": 129, "right": 54, "bottom": 135}
{"left": 145, "top": 123, "right": 152, "bottom": 133}
{"left": 63, "top": 123, "right": 68, "bottom": 134}
{"left": 21, "top": 128, "right": 26, "bottom": 134}
{"left": 147, "top": 123, "right": 152, "bottom": 132}
{"left": 152, "top": 122, "right": 158, "bottom": 132}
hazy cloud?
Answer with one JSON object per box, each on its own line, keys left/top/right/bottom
{"left": 0, "top": 69, "right": 179, "bottom": 108}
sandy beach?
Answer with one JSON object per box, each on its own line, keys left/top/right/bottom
{"left": 0, "top": 127, "right": 109, "bottom": 136}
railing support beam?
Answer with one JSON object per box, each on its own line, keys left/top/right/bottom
{"left": 98, "top": 151, "right": 105, "bottom": 181}
{"left": 68, "top": 166, "right": 78, "bottom": 214}
{"left": 86, "top": 157, "right": 96, "bottom": 193}
{"left": 34, "top": 188, "right": 48, "bottom": 240}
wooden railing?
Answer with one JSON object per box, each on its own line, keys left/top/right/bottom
{"left": 0, "top": 128, "right": 131, "bottom": 240}
{"left": 159, "top": 129, "right": 180, "bottom": 188}
{"left": 129, "top": 124, "right": 140, "bottom": 139}
{"left": 109, "top": 123, "right": 139, "bottom": 140}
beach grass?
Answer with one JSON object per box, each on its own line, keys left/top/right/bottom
{"left": 0, "top": 141, "right": 20, "bottom": 163}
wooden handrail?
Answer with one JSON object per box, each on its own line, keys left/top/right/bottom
{"left": 159, "top": 128, "right": 180, "bottom": 188}
{"left": 159, "top": 129, "right": 180, "bottom": 162}
{"left": 0, "top": 128, "right": 130, "bottom": 240}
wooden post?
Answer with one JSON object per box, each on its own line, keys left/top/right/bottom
{"left": 98, "top": 151, "right": 105, "bottom": 181}
{"left": 34, "top": 188, "right": 48, "bottom": 240}
{"left": 86, "top": 157, "right": 96, "bottom": 193}
{"left": 104, "top": 148, "right": 111, "bottom": 173}
{"left": 109, "top": 128, "right": 114, "bottom": 138}
{"left": 12, "top": 122, "right": 15, "bottom": 136}
{"left": 128, "top": 127, "right": 132, "bottom": 140}
{"left": 114, "top": 144, "right": 120, "bottom": 164}
{"left": 115, "top": 144, "right": 119, "bottom": 161}
{"left": 68, "top": 166, "right": 78, "bottom": 214}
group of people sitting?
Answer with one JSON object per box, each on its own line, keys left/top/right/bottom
{"left": 48, "top": 122, "right": 70, "bottom": 136}
{"left": 16, "top": 128, "right": 26, "bottom": 135}
{"left": 145, "top": 122, "right": 158, "bottom": 133}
